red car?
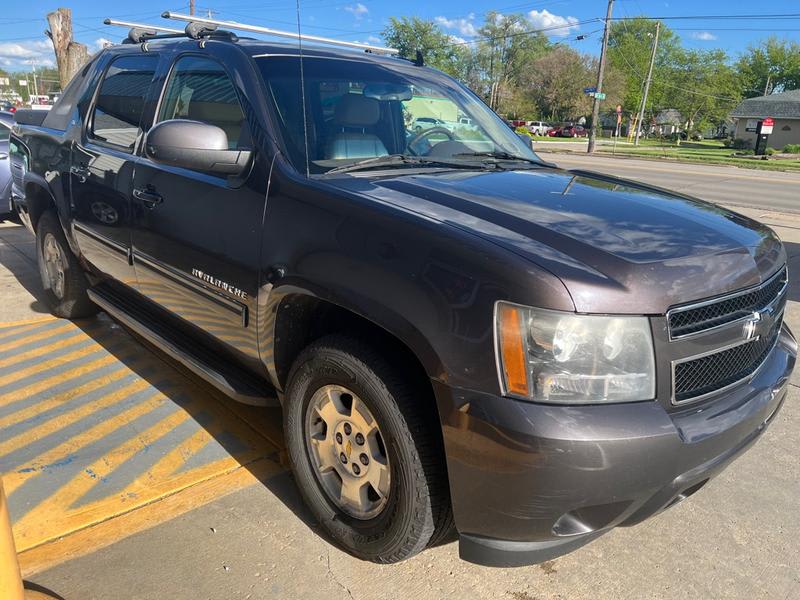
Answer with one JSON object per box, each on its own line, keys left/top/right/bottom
{"left": 547, "top": 127, "right": 562, "bottom": 137}
{"left": 561, "top": 125, "right": 587, "bottom": 137}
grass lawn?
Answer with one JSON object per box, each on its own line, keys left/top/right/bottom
{"left": 528, "top": 135, "right": 587, "bottom": 142}
{"left": 587, "top": 139, "right": 800, "bottom": 172}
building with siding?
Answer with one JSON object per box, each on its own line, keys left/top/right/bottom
{"left": 730, "top": 90, "right": 800, "bottom": 150}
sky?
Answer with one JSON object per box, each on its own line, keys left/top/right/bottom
{"left": 4, "top": 0, "right": 800, "bottom": 75}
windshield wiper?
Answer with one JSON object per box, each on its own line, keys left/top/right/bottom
{"left": 324, "top": 154, "right": 486, "bottom": 175}
{"left": 452, "top": 151, "right": 543, "bottom": 165}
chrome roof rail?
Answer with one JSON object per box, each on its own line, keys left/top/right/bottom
{"left": 103, "top": 19, "right": 183, "bottom": 34}
{"left": 161, "top": 11, "right": 400, "bottom": 55}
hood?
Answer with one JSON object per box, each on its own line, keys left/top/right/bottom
{"left": 325, "top": 167, "right": 785, "bottom": 314}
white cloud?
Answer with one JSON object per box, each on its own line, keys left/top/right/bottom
{"left": 527, "top": 9, "right": 579, "bottom": 37}
{"left": 344, "top": 3, "right": 369, "bottom": 19}
{"left": 448, "top": 35, "right": 468, "bottom": 45}
{"left": 0, "top": 39, "right": 55, "bottom": 69}
{"left": 435, "top": 14, "right": 477, "bottom": 37}
{"left": 690, "top": 31, "right": 717, "bottom": 41}
{"left": 366, "top": 35, "right": 382, "bottom": 44}
{"left": 95, "top": 37, "right": 114, "bottom": 50}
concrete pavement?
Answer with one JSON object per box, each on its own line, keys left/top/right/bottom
{"left": 0, "top": 161, "right": 799, "bottom": 598}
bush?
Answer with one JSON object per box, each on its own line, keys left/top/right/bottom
{"left": 782, "top": 143, "right": 800, "bottom": 154}
{"left": 729, "top": 138, "right": 752, "bottom": 150}
{"left": 765, "top": 147, "right": 776, "bottom": 156}
{"left": 514, "top": 126, "right": 532, "bottom": 137}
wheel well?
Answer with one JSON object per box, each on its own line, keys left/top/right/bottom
{"left": 24, "top": 183, "right": 56, "bottom": 231}
{"left": 272, "top": 295, "right": 433, "bottom": 400}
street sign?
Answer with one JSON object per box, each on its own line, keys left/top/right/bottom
{"left": 594, "top": 92, "right": 606, "bottom": 100}
{"left": 18, "top": 80, "right": 27, "bottom": 87}
{"left": 761, "top": 117, "right": 774, "bottom": 135}
{"left": 583, "top": 86, "right": 597, "bottom": 94}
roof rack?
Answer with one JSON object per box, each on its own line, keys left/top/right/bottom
{"left": 103, "top": 19, "right": 183, "bottom": 34}
{"left": 161, "top": 11, "right": 400, "bottom": 55}
{"left": 104, "top": 18, "right": 238, "bottom": 44}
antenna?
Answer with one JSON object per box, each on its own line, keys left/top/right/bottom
{"left": 161, "top": 11, "right": 399, "bottom": 55}
{"left": 295, "top": 0, "right": 310, "bottom": 177}
{"left": 103, "top": 19, "right": 183, "bottom": 34}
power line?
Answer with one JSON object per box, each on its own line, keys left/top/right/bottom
{"left": 612, "top": 13, "right": 800, "bottom": 20}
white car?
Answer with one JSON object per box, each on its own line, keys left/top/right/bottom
{"left": 412, "top": 117, "right": 449, "bottom": 132}
{"left": 527, "top": 121, "right": 551, "bottom": 136}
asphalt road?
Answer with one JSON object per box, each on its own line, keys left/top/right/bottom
{"left": 1, "top": 156, "right": 799, "bottom": 599}
{"left": 538, "top": 151, "right": 800, "bottom": 214}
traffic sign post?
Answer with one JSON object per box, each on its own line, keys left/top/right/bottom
{"left": 755, "top": 117, "right": 774, "bottom": 155}
{"left": 583, "top": 86, "right": 597, "bottom": 94}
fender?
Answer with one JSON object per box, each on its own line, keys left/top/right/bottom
{"left": 259, "top": 280, "right": 446, "bottom": 394}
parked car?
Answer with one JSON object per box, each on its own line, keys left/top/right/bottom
{"left": 561, "top": 124, "right": 588, "bottom": 137}
{"left": 0, "top": 101, "right": 16, "bottom": 114}
{"left": 0, "top": 112, "right": 14, "bottom": 215}
{"left": 412, "top": 116, "right": 448, "bottom": 132}
{"left": 527, "top": 121, "right": 550, "bottom": 136}
{"left": 12, "top": 27, "right": 795, "bottom": 569}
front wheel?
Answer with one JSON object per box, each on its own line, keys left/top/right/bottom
{"left": 283, "top": 335, "right": 451, "bottom": 563}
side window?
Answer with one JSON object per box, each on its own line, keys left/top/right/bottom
{"left": 90, "top": 55, "right": 157, "bottom": 151}
{"left": 158, "top": 56, "right": 247, "bottom": 149}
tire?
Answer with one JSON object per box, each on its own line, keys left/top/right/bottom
{"left": 36, "top": 211, "right": 98, "bottom": 319}
{"left": 284, "top": 334, "right": 451, "bottom": 563}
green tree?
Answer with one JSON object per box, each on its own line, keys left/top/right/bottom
{"left": 737, "top": 37, "right": 800, "bottom": 97}
{"left": 666, "top": 48, "right": 741, "bottom": 133}
{"left": 381, "top": 17, "right": 467, "bottom": 78}
{"left": 476, "top": 12, "right": 550, "bottom": 112}
{"left": 607, "top": 18, "right": 681, "bottom": 117}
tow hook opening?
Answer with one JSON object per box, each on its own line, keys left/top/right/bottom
{"left": 552, "top": 500, "right": 633, "bottom": 537}
{"left": 665, "top": 478, "right": 709, "bottom": 510}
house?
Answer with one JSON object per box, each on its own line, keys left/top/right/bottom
{"left": 652, "top": 109, "right": 682, "bottom": 136}
{"left": 730, "top": 89, "right": 800, "bottom": 149}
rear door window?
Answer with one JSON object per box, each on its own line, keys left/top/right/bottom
{"left": 89, "top": 55, "right": 158, "bottom": 152}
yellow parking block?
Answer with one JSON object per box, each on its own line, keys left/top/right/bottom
{"left": 0, "top": 315, "right": 283, "bottom": 568}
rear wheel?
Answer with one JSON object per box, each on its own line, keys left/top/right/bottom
{"left": 283, "top": 335, "right": 451, "bottom": 563}
{"left": 36, "top": 211, "right": 98, "bottom": 319}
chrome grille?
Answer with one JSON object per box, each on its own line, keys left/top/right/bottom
{"left": 673, "top": 321, "right": 782, "bottom": 403}
{"left": 668, "top": 267, "right": 787, "bottom": 339}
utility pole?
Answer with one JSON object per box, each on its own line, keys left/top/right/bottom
{"left": 634, "top": 21, "right": 660, "bottom": 146}
{"left": 587, "top": 0, "right": 613, "bottom": 154}
{"left": 763, "top": 73, "right": 771, "bottom": 96}
{"left": 189, "top": 0, "right": 195, "bottom": 15}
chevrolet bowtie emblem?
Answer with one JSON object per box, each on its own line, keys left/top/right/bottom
{"left": 743, "top": 311, "right": 762, "bottom": 341}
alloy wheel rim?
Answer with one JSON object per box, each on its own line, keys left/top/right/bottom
{"left": 42, "top": 233, "right": 66, "bottom": 299}
{"left": 304, "top": 384, "right": 391, "bottom": 520}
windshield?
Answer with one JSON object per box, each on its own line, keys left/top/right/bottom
{"left": 255, "top": 55, "right": 540, "bottom": 175}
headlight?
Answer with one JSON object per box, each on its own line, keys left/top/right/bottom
{"left": 494, "top": 301, "right": 655, "bottom": 404}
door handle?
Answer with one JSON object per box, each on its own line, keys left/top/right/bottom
{"left": 70, "top": 165, "right": 90, "bottom": 183}
{"left": 133, "top": 187, "right": 164, "bottom": 209}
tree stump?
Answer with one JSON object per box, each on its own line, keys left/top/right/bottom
{"left": 46, "top": 7, "right": 89, "bottom": 90}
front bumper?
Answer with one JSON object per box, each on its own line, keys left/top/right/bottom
{"left": 433, "top": 324, "right": 796, "bottom": 568}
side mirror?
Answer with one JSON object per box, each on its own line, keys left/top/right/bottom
{"left": 517, "top": 132, "right": 534, "bottom": 150}
{"left": 145, "top": 119, "right": 252, "bottom": 177}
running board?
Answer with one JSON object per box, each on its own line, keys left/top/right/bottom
{"left": 88, "top": 285, "right": 278, "bottom": 407}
